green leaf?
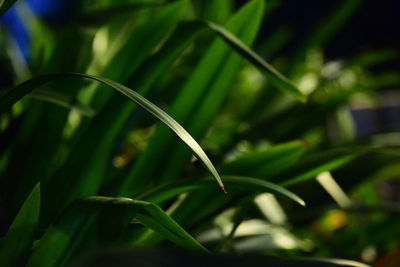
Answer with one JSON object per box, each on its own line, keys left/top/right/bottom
{"left": 141, "top": 175, "right": 306, "bottom": 207}
{"left": 206, "top": 21, "right": 306, "bottom": 102}
{"left": 219, "top": 140, "right": 307, "bottom": 177}
{"left": 102, "top": 78, "right": 225, "bottom": 193}
{"left": 0, "top": 0, "right": 17, "bottom": 16}
{"left": 120, "top": 0, "right": 266, "bottom": 196}
{"left": 134, "top": 200, "right": 208, "bottom": 252}
{"left": 0, "top": 183, "right": 40, "bottom": 267}
{"left": 27, "top": 197, "right": 206, "bottom": 267}
{"left": 280, "top": 152, "right": 358, "bottom": 187}
{"left": 0, "top": 73, "right": 224, "bottom": 192}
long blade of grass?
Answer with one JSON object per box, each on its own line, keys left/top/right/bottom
{"left": 280, "top": 152, "right": 358, "bottom": 187}
{"left": 0, "top": 183, "right": 40, "bottom": 267}
{"left": 0, "top": 73, "right": 224, "bottom": 192}
{"left": 102, "top": 77, "right": 226, "bottom": 192}
{"left": 206, "top": 21, "right": 306, "bottom": 102}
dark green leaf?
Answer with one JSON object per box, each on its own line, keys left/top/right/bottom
{"left": 0, "top": 183, "right": 40, "bottom": 266}
{"left": 27, "top": 197, "right": 206, "bottom": 267}
{"left": 207, "top": 22, "right": 306, "bottom": 102}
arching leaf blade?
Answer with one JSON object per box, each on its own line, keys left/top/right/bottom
{"left": 206, "top": 21, "right": 306, "bottom": 102}
{"left": 142, "top": 176, "right": 305, "bottom": 207}
{"left": 0, "top": 73, "right": 225, "bottom": 192}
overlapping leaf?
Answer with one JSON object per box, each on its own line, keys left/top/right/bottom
{"left": 27, "top": 197, "right": 206, "bottom": 267}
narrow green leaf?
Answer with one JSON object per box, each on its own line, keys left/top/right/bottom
{"left": 0, "top": 73, "right": 225, "bottom": 192}
{"left": 206, "top": 22, "right": 306, "bottom": 102}
{"left": 0, "top": 183, "right": 40, "bottom": 267}
{"left": 142, "top": 175, "right": 305, "bottom": 206}
{"left": 0, "top": 0, "right": 17, "bottom": 16}
{"left": 101, "top": 77, "right": 226, "bottom": 193}
{"left": 281, "top": 153, "right": 358, "bottom": 187}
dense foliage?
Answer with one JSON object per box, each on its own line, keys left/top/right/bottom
{"left": 0, "top": 0, "right": 399, "bottom": 266}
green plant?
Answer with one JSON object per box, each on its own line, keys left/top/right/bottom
{"left": 1, "top": 0, "right": 399, "bottom": 266}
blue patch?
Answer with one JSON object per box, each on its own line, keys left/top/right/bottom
{"left": 0, "top": 6, "right": 30, "bottom": 60}
{"left": 27, "top": 0, "right": 75, "bottom": 23}
{"left": 0, "top": 0, "right": 76, "bottom": 61}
